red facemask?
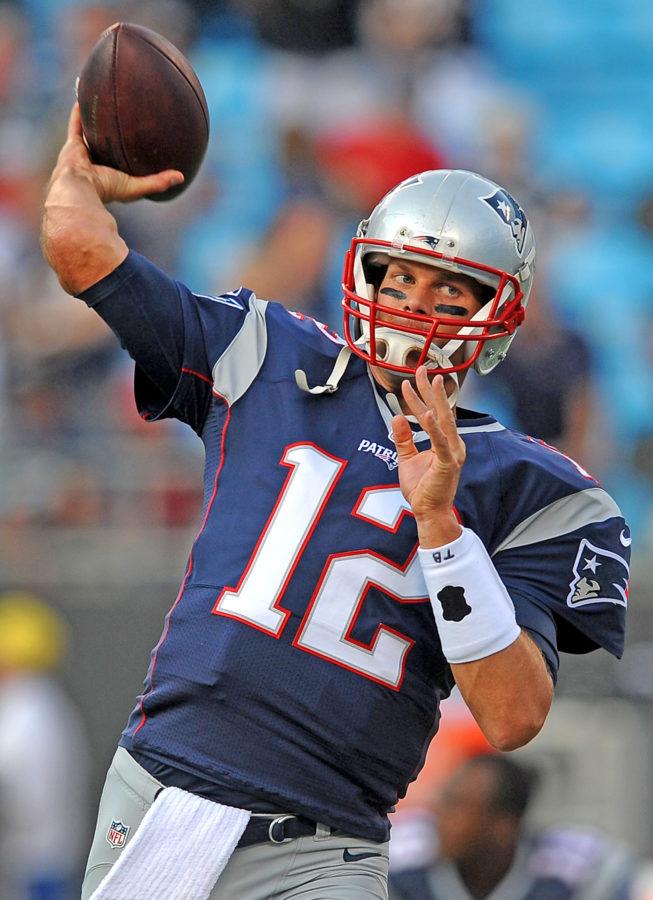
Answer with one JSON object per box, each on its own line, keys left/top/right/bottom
{"left": 341, "top": 237, "right": 525, "bottom": 377}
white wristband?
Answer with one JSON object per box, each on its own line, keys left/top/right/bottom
{"left": 418, "top": 527, "right": 520, "bottom": 664}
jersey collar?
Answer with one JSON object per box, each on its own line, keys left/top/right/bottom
{"left": 367, "top": 369, "right": 502, "bottom": 443}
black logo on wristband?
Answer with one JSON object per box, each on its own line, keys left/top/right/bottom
{"left": 437, "top": 585, "right": 472, "bottom": 622}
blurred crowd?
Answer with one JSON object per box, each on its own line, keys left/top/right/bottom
{"left": 0, "top": 0, "right": 652, "bottom": 537}
{"left": 1, "top": 0, "right": 653, "bottom": 897}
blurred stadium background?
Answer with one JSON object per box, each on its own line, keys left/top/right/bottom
{"left": 1, "top": 0, "right": 652, "bottom": 896}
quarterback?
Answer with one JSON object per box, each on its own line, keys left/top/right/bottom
{"left": 41, "top": 105, "right": 628, "bottom": 900}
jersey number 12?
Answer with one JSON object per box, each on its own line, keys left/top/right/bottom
{"left": 214, "top": 443, "right": 428, "bottom": 689}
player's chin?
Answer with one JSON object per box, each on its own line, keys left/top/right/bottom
{"left": 376, "top": 367, "right": 416, "bottom": 395}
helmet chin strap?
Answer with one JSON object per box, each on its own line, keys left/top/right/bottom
{"left": 356, "top": 323, "right": 461, "bottom": 410}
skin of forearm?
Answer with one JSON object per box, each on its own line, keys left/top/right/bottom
{"left": 41, "top": 169, "right": 128, "bottom": 295}
{"left": 416, "top": 510, "right": 463, "bottom": 548}
{"left": 451, "top": 630, "right": 553, "bottom": 751}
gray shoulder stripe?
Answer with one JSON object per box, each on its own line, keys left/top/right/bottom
{"left": 492, "top": 487, "right": 622, "bottom": 555}
{"left": 458, "top": 422, "right": 505, "bottom": 434}
{"left": 211, "top": 296, "right": 268, "bottom": 404}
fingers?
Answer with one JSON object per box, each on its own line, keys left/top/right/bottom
{"left": 68, "top": 102, "right": 83, "bottom": 141}
{"left": 401, "top": 368, "right": 465, "bottom": 463}
{"left": 401, "top": 380, "right": 451, "bottom": 464}
{"left": 430, "top": 373, "right": 460, "bottom": 446}
{"left": 63, "top": 102, "right": 184, "bottom": 202}
{"left": 391, "top": 414, "right": 418, "bottom": 460}
{"left": 118, "top": 170, "right": 185, "bottom": 202}
{"left": 400, "top": 369, "right": 442, "bottom": 432}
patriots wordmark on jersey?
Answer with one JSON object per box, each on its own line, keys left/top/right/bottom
{"left": 79, "top": 252, "right": 628, "bottom": 843}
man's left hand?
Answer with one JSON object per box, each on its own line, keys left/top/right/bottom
{"left": 391, "top": 368, "right": 465, "bottom": 547}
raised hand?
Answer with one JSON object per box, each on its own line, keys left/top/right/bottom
{"left": 50, "top": 103, "right": 184, "bottom": 204}
{"left": 42, "top": 104, "right": 185, "bottom": 294}
{"left": 390, "top": 368, "right": 465, "bottom": 547}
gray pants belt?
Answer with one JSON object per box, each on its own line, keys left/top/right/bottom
{"left": 83, "top": 748, "right": 390, "bottom": 900}
{"left": 237, "top": 813, "right": 337, "bottom": 847}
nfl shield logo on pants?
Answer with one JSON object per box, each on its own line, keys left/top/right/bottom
{"left": 106, "top": 819, "right": 130, "bottom": 848}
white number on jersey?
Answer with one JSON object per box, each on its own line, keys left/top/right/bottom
{"left": 214, "top": 445, "right": 427, "bottom": 688}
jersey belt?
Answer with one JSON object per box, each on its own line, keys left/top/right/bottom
{"left": 237, "top": 814, "right": 336, "bottom": 847}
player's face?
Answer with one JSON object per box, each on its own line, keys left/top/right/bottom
{"left": 370, "top": 259, "right": 485, "bottom": 398}
{"left": 375, "top": 259, "right": 484, "bottom": 339}
{"left": 434, "top": 766, "right": 500, "bottom": 861}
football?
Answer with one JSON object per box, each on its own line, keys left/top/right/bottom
{"left": 77, "top": 22, "right": 209, "bottom": 201}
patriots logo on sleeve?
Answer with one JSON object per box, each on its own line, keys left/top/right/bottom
{"left": 566, "top": 538, "right": 629, "bottom": 609}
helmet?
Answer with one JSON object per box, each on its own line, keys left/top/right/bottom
{"left": 341, "top": 169, "right": 536, "bottom": 385}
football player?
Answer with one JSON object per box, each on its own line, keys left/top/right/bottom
{"left": 41, "top": 105, "right": 629, "bottom": 900}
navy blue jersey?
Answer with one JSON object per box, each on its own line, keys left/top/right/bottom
{"left": 79, "top": 252, "right": 628, "bottom": 843}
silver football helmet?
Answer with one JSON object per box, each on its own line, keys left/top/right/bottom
{"left": 341, "top": 169, "right": 536, "bottom": 389}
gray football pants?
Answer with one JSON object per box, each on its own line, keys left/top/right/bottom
{"left": 82, "top": 748, "right": 389, "bottom": 899}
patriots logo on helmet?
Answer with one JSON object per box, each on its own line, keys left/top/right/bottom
{"left": 412, "top": 234, "right": 440, "bottom": 249}
{"left": 482, "top": 189, "right": 528, "bottom": 254}
{"left": 566, "top": 538, "right": 629, "bottom": 609}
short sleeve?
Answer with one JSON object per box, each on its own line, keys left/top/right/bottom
{"left": 78, "top": 251, "right": 257, "bottom": 433}
{"left": 511, "top": 596, "right": 559, "bottom": 682}
{"left": 494, "top": 514, "right": 629, "bottom": 660}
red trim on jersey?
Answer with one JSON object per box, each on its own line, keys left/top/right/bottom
{"left": 181, "top": 366, "right": 213, "bottom": 385}
{"left": 213, "top": 442, "right": 347, "bottom": 636}
{"left": 134, "top": 392, "right": 232, "bottom": 735}
{"left": 352, "top": 484, "right": 413, "bottom": 533}
{"left": 293, "top": 542, "right": 427, "bottom": 691}
{"left": 526, "top": 436, "right": 597, "bottom": 482}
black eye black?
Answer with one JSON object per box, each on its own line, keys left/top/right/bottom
{"left": 435, "top": 304, "right": 468, "bottom": 316}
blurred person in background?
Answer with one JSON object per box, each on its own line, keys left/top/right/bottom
{"left": 467, "top": 281, "right": 595, "bottom": 466}
{"left": 260, "top": 0, "right": 528, "bottom": 174}
{"left": 388, "top": 691, "right": 493, "bottom": 874}
{"left": 0, "top": 591, "right": 89, "bottom": 900}
{"left": 390, "top": 754, "right": 637, "bottom": 900}
{"left": 263, "top": 0, "right": 471, "bottom": 138}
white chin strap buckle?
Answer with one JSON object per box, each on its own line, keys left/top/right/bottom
{"left": 358, "top": 325, "right": 461, "bottom": 408}
{"left": 360, "top": 325, "right": 449, "bottom": 370}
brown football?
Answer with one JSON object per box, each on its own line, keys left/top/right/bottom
{"left": 77, "top": 22, "right": 209, "bottom": 201}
